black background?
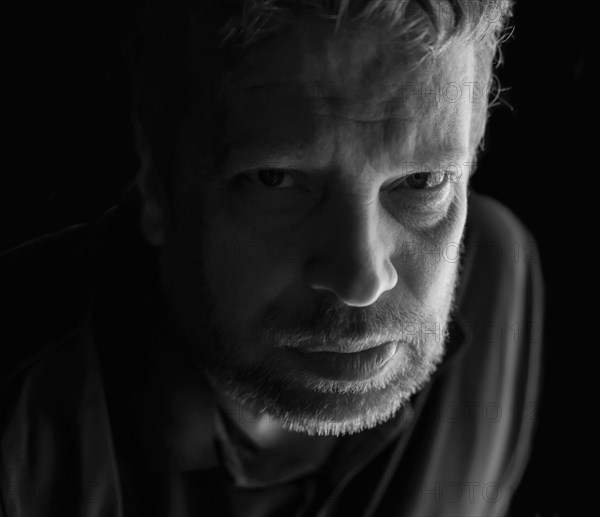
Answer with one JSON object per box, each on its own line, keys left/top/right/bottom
{"left": 2, "top": 2, "right": 589, "bottom": 515}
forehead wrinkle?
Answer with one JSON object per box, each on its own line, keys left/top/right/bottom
{"left": 358, "top": 114, "right": 467, "bottom": 176}
{"left": 225, "top": 74, "right": 416, "bottom": 121}
{"left": 217, "top": 40, "right": 475, "bottom": 175}
{"left": 309, "top": 112, "right": 415, "bottom": 125}
{"left": 222, "top": 106, "right": 425, "bottom": 179}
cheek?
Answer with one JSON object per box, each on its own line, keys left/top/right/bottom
{"left": 176, "top": 193, "right": 300, "bottom": 327}
{"left": 204, "top": 236, "right": 293, "bottom": 322}
{"left": 393, "top": 187, "right": 467, "bottom": 310}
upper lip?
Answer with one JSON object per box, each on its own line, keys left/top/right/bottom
{"left": 296, "top": 340, "right": 396, "bottom": 354}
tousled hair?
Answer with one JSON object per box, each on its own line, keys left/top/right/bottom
{"left": 123, "top": 0, "right": 514, "bottom": 194}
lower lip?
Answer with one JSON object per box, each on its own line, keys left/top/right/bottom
{"left": 294, "top": 341, "right": 400, "bottom": 382}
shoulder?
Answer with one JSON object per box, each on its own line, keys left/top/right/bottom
{"left": 0, "top": 186, "right": 141, "bottom": 387}
{"left": 0, "top": 222, "right": 101, "bottom": 388}
{"left": 0, "top": 189, "right": 141, "bottom": 516}
{"left": 455, "top": 192, "right": 545, "bottom": 382}
{"left": 467, "top": 191, "right": 535, "bottom": 244}
{"left": 458, "top": 192, "right": 545, "bottom": 420}
{"left": 465, "top": 192, "right": 542, "bottom": 273}
{"left": 0, "top": 310, "right": 123, "bottom": 517}
{"left": 458, "top": 191, "right": 544, "bottom": 316}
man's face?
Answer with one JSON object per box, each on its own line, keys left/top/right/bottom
{"left": 151, "top": 19, "right": 475, "bottom": 436}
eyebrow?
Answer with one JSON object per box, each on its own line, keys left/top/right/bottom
{"left": 218, "top": 142, "right": 309, "bottom": 176}
{"left": 216, "top": 143, "right": 471, "bottom": 182}
{"left": 410, "top": 147, "right": 471, "bottom": 163}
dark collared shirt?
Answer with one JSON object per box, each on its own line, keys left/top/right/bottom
{"left": 0, "top": 187, "right": 544, "bottom": 516}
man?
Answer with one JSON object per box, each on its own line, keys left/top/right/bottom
{"left": 0, "top": 0, "right": 543, "bottom": 516}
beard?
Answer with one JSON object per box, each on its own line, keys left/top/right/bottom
{"left": 161, "top": 236, "right": 464, "bottom": 437}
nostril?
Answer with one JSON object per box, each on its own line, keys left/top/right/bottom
{"left": 307, "top": 259, "right": 397, "bottom": 307}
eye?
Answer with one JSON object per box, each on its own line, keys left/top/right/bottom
{"left": 401, "top": 171, "right": 449, "bottom": 190}
{"left": 244, "top": 169, "right": 299, "bottom": 189}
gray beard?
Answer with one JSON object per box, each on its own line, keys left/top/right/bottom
{"left": 200, "top": 284, "right": 456, "bottom": 436}
{"left": 162, "top": 241, "right": 463, "bottom": 437}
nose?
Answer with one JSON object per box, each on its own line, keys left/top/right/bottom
{"left": 304, "top": 197, "right": 398, "bottom": 307}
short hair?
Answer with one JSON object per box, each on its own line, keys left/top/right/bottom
{"left": 123, "top": 0, "right": 514, "bottom": 194}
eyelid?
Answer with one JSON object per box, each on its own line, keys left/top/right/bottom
{"left": 391, "top": 170, "right": 457, "bottom": 189}
{"left": 236, "top": 166, "right": 301, "bottom": 177}
{"left": 239, "top": 167, "right": 306, "bottom": 188}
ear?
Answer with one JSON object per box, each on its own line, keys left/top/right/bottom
{"left": 137, "top": 168, "right": 167, "bottom": 246}
{"left": 134, "top": 130, "right": 168, "bottom": 246}
{"left": 133, "top": 117, "right": 169, "bottom": 246}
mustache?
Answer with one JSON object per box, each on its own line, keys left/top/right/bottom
{"left": 255, "top": 296, "right": 432, "bottom": 351}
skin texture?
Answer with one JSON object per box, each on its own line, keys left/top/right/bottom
{"left": 139, "top": 17, "right": 475, "bottom": 438}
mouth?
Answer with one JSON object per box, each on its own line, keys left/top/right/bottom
{"left": 293, "top": 341, "right": 401, "bottom": 382}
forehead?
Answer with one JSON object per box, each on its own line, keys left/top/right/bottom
{"left": 204, "top": 18, "right": 475, "bottom": 170}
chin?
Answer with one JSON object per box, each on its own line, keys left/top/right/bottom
{"left": 202, "top": 334, "right": 446, "bottom": 437}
